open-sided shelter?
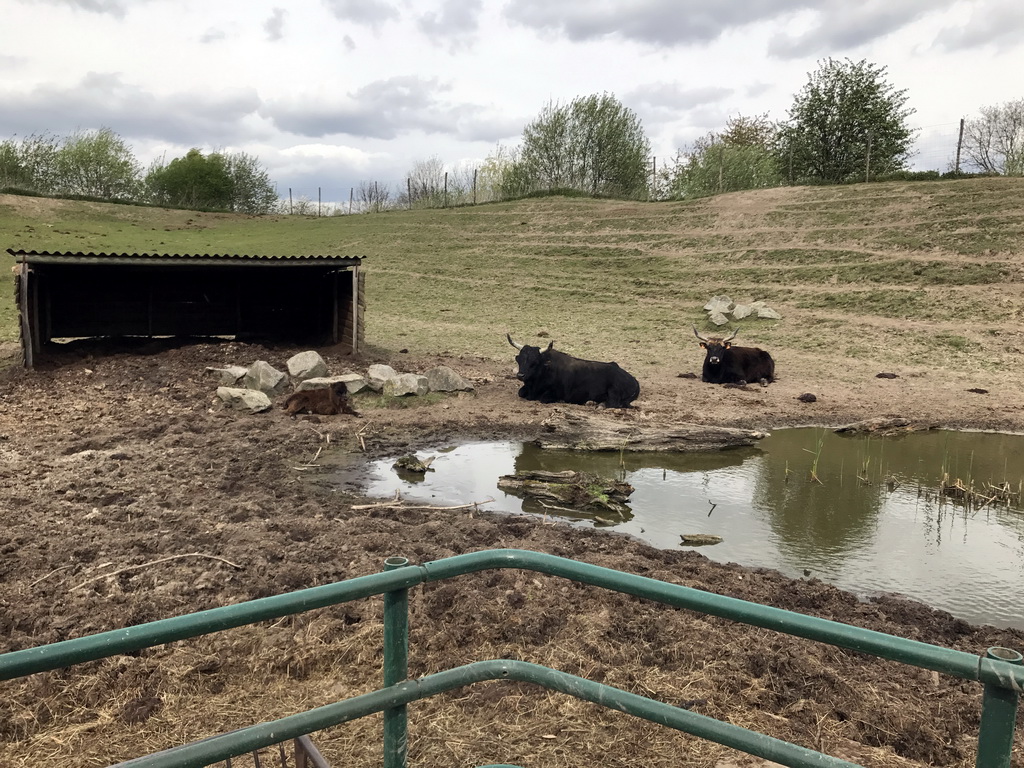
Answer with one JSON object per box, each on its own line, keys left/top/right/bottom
{"left": 10, "top": 249, "right": 365, "bottom": 367}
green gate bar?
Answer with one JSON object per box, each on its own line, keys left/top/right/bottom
{"left": 1, "top": 549, "right": 1021, "bottom": 768}
{"left": 382, "top": 556, "right": 410, "bottom": 768}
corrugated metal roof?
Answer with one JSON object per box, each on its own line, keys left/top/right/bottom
{"left": 8, "top": 249, "right": 364, "bottom": 267}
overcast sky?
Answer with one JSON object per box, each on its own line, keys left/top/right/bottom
{"left": 2, "top": 0, "right": 1022, "bottom": 204}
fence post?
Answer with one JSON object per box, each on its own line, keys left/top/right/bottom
{"left": 976, "top": 646, "right": 1022, "bottom": 768}
{"left": 955, "top": 117, "right": 965, "bottom": 174}
{"left": 383, "top": 556, "right": 410, "bottom": 768}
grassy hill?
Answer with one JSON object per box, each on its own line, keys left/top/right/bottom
{"left": 2, "top": 179, "right": 1023, "bottom": 378}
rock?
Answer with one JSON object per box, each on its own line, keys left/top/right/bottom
{"left": 297, "top": 374, "right": 368, "bottom": 394}
{"left": 756, "top": 306, "right": 782, "bottom": 320}
{"left": 367, "top": 364, "right": 399, "bottom": 392}
{"left": 538, "top": 409, "right": 768, "bottom": 452}
{"left": 708, "top": 311, "right": 730, "bottom": 326}
{"left": 243, "top": 360, "right": 288, "bottom": 396}
{"left": 876, "top": 372, "right": 899, "bottom": 379}
{"left": 680, "top": 534, "right": 723, "bottom": 546}
{"left": 425, "top": 365, "right": 474, "bottom": 392}
{"left": 205, "top": 365, "right": 248, "bottom": 386}
{"left": 703, "top": 295, "right": 734, "bottom": 313}
{"left": 834, "top": 417, "right": 935, "bottom": 436}
{"left": 797, "top": 393, "right": 817, "bottom": 403}
{"left": 393, "top": 455, "right": 436, "bottom": 473}
{"left": 287, "top": 351, "right": 328, "bottom": 382}
{"left": 966, "top": 388, "right": 989, "bottom": 394}
{"left": 383, "top": 373, "right": 429, "bottom": 397}
{"left": 216, "top": 387, "right": 272, "bottom": 414}
{"left": 731, "top": 304, "right": 753, "bottom": 320}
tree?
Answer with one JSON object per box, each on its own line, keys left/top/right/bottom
{"left": 357, "top": 180, "right": 391, "bottom": 213}
{"left": 224, "top": 151, "right": 278, "bottom": 214}
{"left": 55, "top": 127, "right": 141, "bottom": 200}
{"left": 779, "top": 59, "right": 915, "bottom": 184}
{"left": 515, "top": 93, "right": 651, "bottom": 198}
{"left": 405, "top": 156, "right": 446, "bottom": 207}
{"left": 662, "top": 114, "right": 782, "bottom": 199}
{"left": 0, "top": 133, "right": 61, "bottom": 193}
{"left": 962, "top": 99, "right": 1024, "bottom": 176}
{"left": 145, "top": 149, "right": 233, "bottom": 210}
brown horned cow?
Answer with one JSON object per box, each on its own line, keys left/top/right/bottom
{"left": 282, "top": 381, "right": 360, "bottom": 417}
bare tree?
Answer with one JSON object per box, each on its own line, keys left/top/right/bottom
{"left": 962, "top": 99, "right": 1024, "bottom": 175}
{"left": 358, "top": 180, "right": 391, "bottom": 213}
{"left": 406, "top": 156, "right": 445, "bottom": 207}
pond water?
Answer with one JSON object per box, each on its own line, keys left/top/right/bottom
{"left": 353, "top": 429, "right": 1024, "bottom": 630}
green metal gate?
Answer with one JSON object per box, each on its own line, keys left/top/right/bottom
{"left": 1, "top": 549, "right": 1021, "bottom": 768}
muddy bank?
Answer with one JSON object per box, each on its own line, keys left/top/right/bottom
{"left": 0, "top": 339, "right": 1022, "bottom": 768}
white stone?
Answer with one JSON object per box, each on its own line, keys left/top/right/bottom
{"left": 297, "top": 374, "right": 368, "bottom": 394}
{"left": 217, "top": 387, "right": 273, "bottom": 414}
{"left": 244, "top": 360, "right": 288, "bottom": 396}
{"left": 287, "top": 350, "right": 328, "bottom": 381}
{"left": 703, "top": 295, "right": 734, "bottom": 313}
{"left": 205, "top": 365, "right": 248, "bottom": 385}
{"left": 757, "top": 306, "right": 782, "bottom": 319}
{"left": 383, "top": 373, "right": 429, "bottom": 397}
{"left": 367, "top": 363, "right": 399, "bottom": 391}
{"left": 731, "top": 304, "right": 753, "bottom": 320}
{"left": 425, "top": 365, "right": 474, "bottom": 392}
{"left": 708, "top": 311, "right": 731, "bottom": 326}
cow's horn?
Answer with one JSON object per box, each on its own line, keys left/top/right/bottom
{"left": 506, "top": 333, "right": 522, "bottom": 350}
{"left": 723, "top": 328, "right": 738, "bottom": 342}
{"left": 692, "top": 325, "right": 709, "bottom": 343}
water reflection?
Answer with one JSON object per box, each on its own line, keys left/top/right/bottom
{"left": 351, "top": 430, "right": 1024, "bottom": 629}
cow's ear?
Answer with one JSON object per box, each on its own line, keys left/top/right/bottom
{"left": 723, "top": 342, "right": 731, "bottom": 349}
{"left": 545, "top": 342, "right": 554, "bottom": 351}
{"left": 699, "top": 342, "right": 707, "bottom": 349}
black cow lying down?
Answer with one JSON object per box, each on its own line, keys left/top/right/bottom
{"left": 507, "top": 334, "right": 640, "bottom": 408}
{"left": 693, "top": 326, "right": 775, "bottom": 386}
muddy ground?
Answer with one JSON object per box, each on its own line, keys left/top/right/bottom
{"left": 1, "top": 338, "right": 1022, "bottom": 768}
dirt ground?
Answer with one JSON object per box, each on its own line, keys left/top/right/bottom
{"left": 1, "top": 338, "right": 1023, "bottom": 768}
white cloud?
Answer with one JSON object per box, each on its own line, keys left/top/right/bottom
{"left": 0, "top": 0, "right": 1022, "bottom": 200}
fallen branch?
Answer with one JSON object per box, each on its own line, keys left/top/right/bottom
{"left": 350, "top": 497, "right": 495, "bottom": 512}
{"left": 29, "top": 565, "right": 73, "bottom": 588}
{"left": 72, "top": 553, "right": 244, "bottom": 591}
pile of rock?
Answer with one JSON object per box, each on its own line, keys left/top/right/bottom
{"left": 703, "top": 295, "right": 781, "bottom": 327}
{"left": 209, "top": 351, "right": 474, "bottom": 414}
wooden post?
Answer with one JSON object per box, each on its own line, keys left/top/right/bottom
{"left": 351, "top": 264, "right": 359, "bottom": 354}
{"left": 318, "top": 187, "right": 322, "bottom": 217}
{"left": 408, "top": 178, "right": 412, "bottom": 209}
{"left": 718, "top": 146, "right": 724, "bottom": 193}
{"left": 289, "top": 188, "right": 293, "bottom": 214}
{"left": 349, "top": 187, "right": 353, "bottom": 215}
{"left": 444, "top": 172, "right": 448, "bottom": 208}
{"left": 955, "top": 117, "right": 965, "bottom": 173}
{"left": 19, "top": 260, "right": 33, "bottom": 369}
{"left": 473, "top": 169, "right": 477, "bottom": 205}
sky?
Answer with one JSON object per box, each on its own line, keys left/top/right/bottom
{"left": 1, "top": 0, "right": 1022, "bottom": 206}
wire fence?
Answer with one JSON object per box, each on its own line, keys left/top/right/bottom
{"left": 282, "top": 121, "right": 988, "bottom": 217}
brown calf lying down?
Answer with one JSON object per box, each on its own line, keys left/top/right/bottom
{"left": 282, "top": 381, "right": 360, "bottom": 417}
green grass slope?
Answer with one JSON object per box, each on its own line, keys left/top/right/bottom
{"left": 2, "top": 179, "right": 1023, "bottom": 377}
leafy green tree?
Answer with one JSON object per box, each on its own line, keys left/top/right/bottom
{"left": 478, "top": 143, "right": 519, "bottom": 202}
{"left": 0, "top": 133, "right": 61, "bottom": 193}
{"left": 662, "top": 114, "right": 782, "bottom": 199}
{"left": 224, "top": 151, "right": 278, "bottom": 214}
{"left": 514, "top": 93, "right": 651, "bottom": 198}
{"left": 145, "top": 148, "right": 233, "bottom": 209}
{"left": 55, "top": 127, "right": 141, "bottom": 199}
{"left": 962, "top": 99, "right": 1024, "bottom": 175}
{"left": 779, "top": 59, "right": 915, "bottom": 184}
